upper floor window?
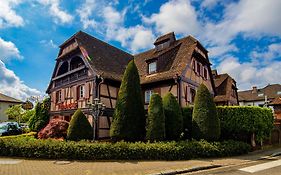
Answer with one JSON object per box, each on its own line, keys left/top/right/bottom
{"left": 79, "top": 85, "right": 85, "bottom": 99}
{"left": 145, "top": 90, "right": 153, "bottom": 103}
{"left": 203, "top": 67, "right": 208, "bottom": 79}
{"left": 148, "top": 62, "right": 157, "bottom": 74}
{"left": 196, "top": 62, "right": 201, "bottom": 75}
{"left": 156, "top": 42, "right": 170, "bottom": 51}
{"left": 277, "top": 91, "right": 281, "bottom": 95}
{"left": 190, "top": 88, "right": 196, "bottom": 103}
{"left": 57, "top": 62, "right": 68, "bottom": 76}
{"left": 56, "top": 90, "right": 62, "bottom": 102}
{"left": 258, "top": 93, "right": 264, "bottom": 97}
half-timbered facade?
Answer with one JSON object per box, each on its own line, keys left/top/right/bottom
{"left": 134, "top": 32, "right": 216, "bottom": 108}
{"left": 47, "top": 31, "right": 216, "bottom": 139}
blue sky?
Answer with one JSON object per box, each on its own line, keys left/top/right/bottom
{"left": 0, "top": 0, "right": 281, "bottom": 100}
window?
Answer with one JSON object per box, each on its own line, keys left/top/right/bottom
{"left": 196, "top": 62, "right": 201, "bottom": 75}
{"left": 148, "top": 62, "right": 157, "bottom": 74}
{"left": 203, "top": 68, "right": 208, "bottom": 79}
{"left": 79, "top": 85, "right": 85, "bottom": 99}
{"left": 190, "top": 88, "right": 196, "bottom": 103}
{"left": 258, "top": 93, "right": 264, "bottom": 97}
{"left": 192, "top": 59, "right": 196, "bottom": 71}
{"left": 145, "top": 90, "right": 153, "bottom": 103}
{"left": 156, "top": 41, "right": 170, "bottom": 51}
{"left": 56, "top": 90, "right": 62, "bottom": 102}
{"left": 277, "top": 91, "right": 281, "bottom": 95}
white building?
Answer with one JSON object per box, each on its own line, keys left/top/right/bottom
{"left": 0, "top": 93, "right": 22, "bottom": 122}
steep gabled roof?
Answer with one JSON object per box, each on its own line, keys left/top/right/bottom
{"left": 238, "top": 84, "right": 281, "bottom": 101}
{"left": 0, "top": 93, "right": 22, "bottom": 103}
{"left": 134, "top": 35, "right": 211, "bottom": 84}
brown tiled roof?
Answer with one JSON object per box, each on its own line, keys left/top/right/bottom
{"left": 213, "top": 73, "right": 238, "bottom": 104}
{"left": 134, "top": 35, "right": 207, "bottom": 84}
{"left": 154, "top": 32, "right": 175, "bottom": 44}
{"left": 238, "top": 84, "right": 281, "bottom": 102}
{"left": 75, "top": 31, "right": 133, "bottom": 81}
{"left": 0, "top": 93, "right": 22, "bottom": 103}
{"left": 270, "top": 97, "right": 281, "bottom": 106}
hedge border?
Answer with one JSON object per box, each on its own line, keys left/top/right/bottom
{"left": 0, "top": 137, "right": 250, "bottom": 160}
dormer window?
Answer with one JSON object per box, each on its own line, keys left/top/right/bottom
{"left": 148, "top": 61, "right": 157, "bottom": 74}
{"left": 156, "top": 41, "right": 170, "bottom": 51}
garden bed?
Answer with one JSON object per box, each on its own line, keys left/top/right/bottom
{"left": 0, "top": 136, "right": 250, "bottom": 160}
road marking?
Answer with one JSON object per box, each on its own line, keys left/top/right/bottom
{"left": 0, "top": 160, "right": 22, "bottom": 165}
{"left": 239, "top": 159, "right": 281, "bottom": 173}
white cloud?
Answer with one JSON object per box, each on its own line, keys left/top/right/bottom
{"left": 201, "top": 0, "right": 220, "bottom": 9}
{"left": 251, "top": 43, "right": 281, "bottom": 61}
{"left": 208, "top": 44, "right": 238, "bottom": 58}
{"left": 0, "top": 0, "right": 24, "bottom": 28}
{"left": 0, "top": 38, "right": 22, "bottom": 62}
{"left": 216, "top": 55, "right": 281, "bottom": 90}
{"left": 0, "top": 60, "right": 41, "bottom": 101}
{"left": 204, "top": 0, "right": 281, "bottom": 46}
{"left": 40, "top": 39, "right": 58, "bottom": 48}
{"left": 76, "top": 0, "right": 97, "bottom": 29}
{"left": 39, "top": 0, "right": 73, "bottom": 24}
{"left": 143, "top": 0, "right": 201, "bottom": 36}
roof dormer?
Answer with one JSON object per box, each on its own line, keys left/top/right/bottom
{"left": 154, "top": 32, "right": 176, "bottom": 51}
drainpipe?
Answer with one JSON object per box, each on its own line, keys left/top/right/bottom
{"left": 174, "top": 74, "right": 182, "bottom": 107}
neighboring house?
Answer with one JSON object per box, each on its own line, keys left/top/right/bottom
{"left": 238, "top": 84, "right": 281, "bottom": 107}
{"left": 0, "top": 93, "right": 23, "bottom": 122}
{"left": 46, "top": 31, "right": 216, "bottom": 139}
{"left": 269, "top": 97, "right": 281, "bottom": 122}
{"left": 212, "top": 70, "right": 239, "bottom": 106}
{"left": 135, "top": 32, "right": 215, "bottom": 107}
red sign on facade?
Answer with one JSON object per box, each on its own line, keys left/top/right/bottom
{"left": 58, "top": 103, "right": 78, "bottom": 110}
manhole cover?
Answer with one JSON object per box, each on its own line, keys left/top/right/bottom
{"left": 54, "top": 161, "right": 72, "bottom": 165}
{"left": 0, "top": 160, "right": 22, "bottom": 165}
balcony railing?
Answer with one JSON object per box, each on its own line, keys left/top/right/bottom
{"left": 54, "top": 69, "right": 88, "bottom": 88}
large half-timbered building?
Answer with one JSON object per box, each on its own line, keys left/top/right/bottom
{"left": 46, "top": 31, "right": 216, "bottom": 139}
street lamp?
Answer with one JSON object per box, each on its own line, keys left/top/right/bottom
{"left": 87, "top": 98, "right": 106, "bottom": 140}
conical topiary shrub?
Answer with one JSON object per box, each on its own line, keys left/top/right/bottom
{"left": 110, "top": 60, "right": 146, "bottom": 141}
{"left": 146, "top": 93, "right": 165, "bottom": 141}
{"left": 163, "top": 92, "right": 183, "bottom": 140}
{"left": 67, "top": 109, "right": 93, "bottom": 141}
{"left": 192, "top": 84, "right": 220, "bottom": 141}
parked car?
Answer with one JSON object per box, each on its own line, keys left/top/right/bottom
{"left": 0, "top": 122, "right": 22, "bottom": 136}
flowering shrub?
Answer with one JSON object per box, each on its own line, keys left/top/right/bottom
{"left": 38, "top": 118, "right": 69, "bottom": 139}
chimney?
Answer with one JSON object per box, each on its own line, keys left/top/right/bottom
{"left": 212, "top": 70, "right": 218, "bottom": 77}
{"left": 252, "top": 86, "right": 258, "bottom": 93}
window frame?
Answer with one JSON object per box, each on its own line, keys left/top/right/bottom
{"left": 79, "top": 85, "right": 85, "bottom": 99}
{"left": 145, "top": 90, "right": 153, "bottom": 103}
{"left": 148, "top": 61, "right": 157, "bottom": 74}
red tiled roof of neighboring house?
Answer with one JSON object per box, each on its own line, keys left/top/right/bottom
{"left": 238, "top": 84, "right": 281, "bottom": 102}
{"left": 270, "top": 97, "right": 281, "bottom": 106}
{"left": 0, "top": 93, "right": 22, "bottom": 103}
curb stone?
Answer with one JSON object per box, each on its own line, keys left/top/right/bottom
{"left": 147, "top": 164, "right": 222, "bottom": 175}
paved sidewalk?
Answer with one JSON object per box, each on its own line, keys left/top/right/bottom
{"left": 0, "top": 147, "right": 281, "bottom": 175}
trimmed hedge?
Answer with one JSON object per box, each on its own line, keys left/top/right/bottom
{"left": 163, "top": 92, "right": 183, "bottom": 140}
{"left": 146, "top": 93, "right": 166, "bottom": 141}
{"left": 182, "top": 107, "right": 193, "bottom": 139}
{"left": 217, "top": 106, "right": 274, "bottom": 141}
{"left": 0, "top": 137, "right": 250, "bottom": 160}
{"left": 110, "top": 60, "right": 146, "bottom": 141}
{"left": 192, "top": 84, "right": 220, "bottom": 141}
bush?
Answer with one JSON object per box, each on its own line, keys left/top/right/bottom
{"left": 192, "top": 84, "right": 220, "bottom": 141}
{"left": 67, "top": 109, "right": 93, "bottom": 141}
{"left": 110, "top": 60, "right": 146, "bottom": 141}
{"left": 146, "top": 93, "right": 165, "bottom": 141}
{"left": 217, "top": 106, "right": 274, "bottom": 142}
{"left": 0, "top": 132, "right": 36, "bottom": 139}
{"left": 163, "top": 92, "right": 183, "bottom": 140}
{"left": 0, "top": 138, "right": 250, "bottom": 160}
{"left": 29, "top": 98, "right": 50, "bottom": 132}
{"left": 182, "top": 107, "right": 193, "bottom": 139}
{"left": 38, "top": 119, "right": 69, "bottom": 139}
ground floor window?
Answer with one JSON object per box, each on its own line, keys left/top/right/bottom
{"left": 145, "top": 90, "right": 153, "bottom": 103}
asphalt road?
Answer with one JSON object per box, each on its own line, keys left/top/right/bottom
{"left": 189, "top": 157, "right": 281, "bottom": 175}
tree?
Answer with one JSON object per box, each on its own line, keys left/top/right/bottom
{"left": 29, "top": 97, "right": 50, "bottom": 132}
{"left": 38, "top": 118, "right": 69, "bottom": 139}
{"left": 192, "top": 84, "right": 220, "bottom": 141}
{"left": 5, "top": 105, "right": 24, "bottom": 123}
{"left": 67, "top": 109, "right": 93, "bottom": 141}
{"left": 110, "top": 60, "right": 146, "bottom": 141}
{"left": 163, "top": 92, "right": 183, "bottom": 140}
{"left": 146, "top": 93, "right": 165, "bottom": 141}
{"left": 22, "top": 109, "right": 35, "bottom": 123}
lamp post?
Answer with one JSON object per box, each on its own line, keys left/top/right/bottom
{"left": 87, "top": 98, "right": 106, "bottom": 140}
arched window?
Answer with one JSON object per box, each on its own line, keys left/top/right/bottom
{"left": 70, "top": 56, "right": 84, "bottom": 70}
{"left": 57, "top": 61, "right": 68, "bottom": 76}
